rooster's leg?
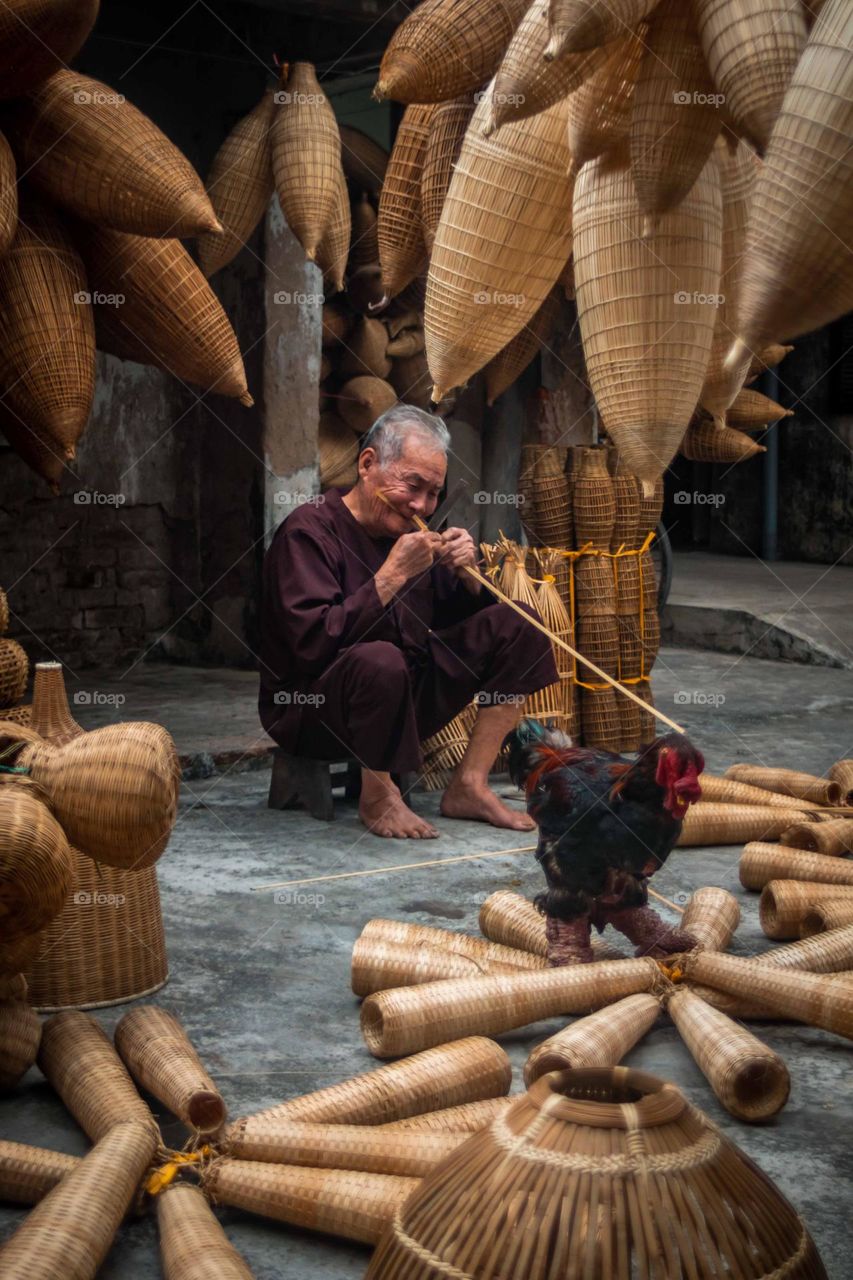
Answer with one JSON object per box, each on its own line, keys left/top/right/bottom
{"left": 599, "top": 904, "right": 697, "bottom": 959}
{"left": 545, "top": 914, "right": 595, "bottom": 966}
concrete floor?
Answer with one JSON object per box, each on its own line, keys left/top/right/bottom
{"left": 2, "top": 646, "right": 853, "bottom": 1277}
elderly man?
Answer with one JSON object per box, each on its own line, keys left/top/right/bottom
{"left": 258, "top": 405, "right": 558, "bottom": 839}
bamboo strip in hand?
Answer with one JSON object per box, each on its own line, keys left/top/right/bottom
{"left": 223, "top": 1118, "right": 466, "bottom": 1178}
{"left": 724, "top": 764, "right": 842, "bottom": 807}
{"left": 740, "top": 843, "right": 853, "bottom": 892}
{"left": 524, "top": 992, "right": 660, "bottom": 1085}
{"left": 157, "top": 1182, "right": 257, "bottom": 1280}
{"left": 114, "top": 1006, "right": 226, "bottom": 1134}
{"left": 0, "top": 1140, "right": 80, "bottom": 1206}
{"left": 759, "top": 882, "right": 853, "bottom": 940}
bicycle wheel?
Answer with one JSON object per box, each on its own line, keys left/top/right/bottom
{"left": 651, "top": 522, "right": 673, "bottom": 613}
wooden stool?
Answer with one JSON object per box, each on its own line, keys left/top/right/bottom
{"left": 268, "top": 750, "right": 420, "bottom": 821}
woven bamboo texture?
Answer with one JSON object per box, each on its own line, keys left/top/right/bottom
{"left": 204, "top": 1159, "right": 417, "bottom": 1246}
{"left": 781, "top": 818, "right": 853, "bottom": 856}
{"left": 79, "top": 225, "right": 252, "bottom": 405}
{"left": 0, "top": 1120, "right": 158, "bottom": 1280}
{"left": 421, "top": 95, "right": 474, "bottom": 250}
{"left": 0, "top": 1, "right": 98, "bottom": 100}
{"left": 37, "top": 1011, "right": 157, "bottom": 1141}
{"left": 828, "top": 757, "right": 853, "bottom": 804}
{"left": 0, "top": 638, "right": 28, "bottom": 708}
{"left": 29, "top": 662, "right": 83, "bottom": 745}
{"left": 359, "top": 918, "right": 545, "bottom": 970}
{"left": 361, "top": 958, "right": 658, "bottom": 1058}
{"left": 731, "top": 1, "right": 853, "bottom": 354}
{"left": 759, "top": 882, "right": 853, "bottom": 940}
{"left": 352, "top": 936, "right": 524, "bottom": 997}
{"left": 667, "top": 987, "right": 790, "bottom": 1122}
{"left": 339, "top": 318, "right": 393, "bottom": 379}
{"left": 380, "top": 1097, "right": 513, "bottom": 1133}
{"left": 681, "top": 886, "right": 741, "bottom": 952}
{"left": 0, "top": 198, "right": 95, "bottom": 458}
{"left": 698, "top": 771, "right": 822, "bottom": 810}
{"left": 0, "top": 1139, "right": 80, "bottom": 1206}
{"left": 610, "top": 468, "right": 639, "bottom": 550}
{"left": 198, "top": 91, "right": 274, "bottom": 278}
{"left": 741, "top": 842, "right": 853, "bottom": 892}
{"left": 800, "top": 901, "right": 853, "bottom": 938}
{"left": 366, "top": 1066, "right": 827, "bottom": 1279}
{"left": 157, "top": 1182, "right": 254, "bottom": 1280}
{"left": 337, "top": 376, "right": 397, "bottom": 433}
{"left": 478, "top": 889, "right": 624, "bottom": 961}
{"left": 425, "top": 89, "right": 573, "bottom": 400}
{"left": 270, "top": 63, "right": 340, "bottom": 259}
{"left": 378, "top": 103, "right": 435, "bottom": 298}
{"left": 375, "top": 0, "right": 530, "bottom": 103}
{"left": 677, "top": 803, "right": 813, "bottom": 847}
{"left": 321, "top": 303, "right": 352, "bottom": 349}
{"left": 747, "top": 342, "right": 794, "bottom": 381}
{"left": 315, "top": 163, "right": 351, "bottom": 294}
{"left": 573, "top": 147, "right": 722, "bottom": 483}
{"left": 0, "top": 932, "right": 42, "bottom": 980}
{"left": 385, "top": 328, "right": 424, "bottom": 359}
{"left": 6, "top": 70, "right": 219, "bottom": 237}
{"left": 388, "top": 350, "right": 434, "bottom": 410}
{"left": 546, "top": 0, "right": 656, "bottom": 58}
{"left": 245, "top": 1037, "right": 511, "bottom": 1127}
{"left": 573, "top": 448, "right": 616, "bottom": 546}
{"left": 682, "top": 419, "right": 765, "bottom": 463}
{"left": 420, "top": 704, "right": 477, "bottom": 791}
{"left": 0, "top": 132, "right": 15, "bottom": 257}
{"left": 524, "top": 992, "right": 660, "bottom": 1086}
{"left": 0, "top": 1000, "right": 41, "bottom": 1091}
{"left": 567, "top": 32, "right": 647, "bottom": 168}
{"left": 484, "top": 286, "right": 562, "bottom": 406}
{"left": 692, "top": 924, "right": 853, "bottom": 1017}
{"left": 0, "top": 704, "right": 32, "bottom": 727}
{"left": 224, "top": 1117, "right": 465, "bottom": 1178}
{"left": 727, "top": 388, "right": 792, "bottom": 428}
{"left": 114, "top": 1006, "right": 226, "bottom": 1134}
{"left": 0, "top": 779, "right": 72, "bottom": 940}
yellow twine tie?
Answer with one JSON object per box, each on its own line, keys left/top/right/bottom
{"left": 145, "top": 1146, "right": 213, "bottom": 1196}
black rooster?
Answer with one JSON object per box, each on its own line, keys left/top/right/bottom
{"left": 504, "top": 719, "right": 705, "bottom": 966}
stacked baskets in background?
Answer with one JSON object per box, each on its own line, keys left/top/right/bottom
{"left": 0, "top": 587, "right": 30, "bottom": 727}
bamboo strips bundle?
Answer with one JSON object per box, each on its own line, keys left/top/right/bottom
{"left": 666, "top": 987, "right": 790, "bottom": 1122}
{"left": 781, "top": 818, "right": 853, "bottom": 856}
{"left": 378, "top": 103, "right": 436, "bottom": 298}
{"left": 244, "top": 1037, "right": 512, "bottom": 1127}
{"left": 523, "top": 992, "right": 660, "bottom": 1085}
{"left": 359, "top": 919, "right": 545, "bottom": 970}
{"left": 204, "top": 1160, "right": 416, "bottom": 1246}
{"left": 114, "top": 1006, "right": 226, "bottom": 1135}
{"left": 0, "top": 1001, "right": 41, "bottom": 1091}
{"left": 380, "top": 1097, "right": 513, "bottom": 1133}
{"left": 270, "top": 63, "right": 341, "bottom": 260}
{"left": 759, "top": 883, "right": 853, "bottom": 940}
{"left": 157, "top": 1183, "right": 254, "bottom": 1280}
{"left": 37, "top": 1011, "right": 157, "bottom": 1142}
{"left": 677, "top": 804, "right": 814, "bottom": 847}
{"left": 681, "top": 886, "right": 741, "bottom": 952}
{"left": 352, "top": 936, "right": 522, "bottom": 997}
{"left": 546, "top": 0, "right": 656, "bottom": 59}
{"left": 0, "top": 1140, "right": 80, "bottom": 1206}
{"left": 199, "top": 91, "right": 275, "bottom": 277}
{"left": 421, "top": 94, "right": 474, "bottom": 249}
{"left": 681, "top": 419, "right": 765, "bottom": 464}
{"left": 0, "top": 1121, "right": 158, "bottom": 1280}
{"left": 224, "top": 1117, "right": 466, "bottom": 1178}
{"left": 478, "top": 890, "right": 624, "bottom": 961}
{"left": 698, "top": 771, "right": 822, "bottom": 810}
{"left": 0, "top": 780, "right": 72, "bottom": 940}
{"left": 829, "top": 759, "right": 853, "bottom": 805}
{"left": 567, "top": 32, "right": 647, "bottom": 168}
{"left": 361, "top": 958, "right": 658, "bottom": 1058}
{"left": 800, "top": 902, "right": 853, "bottom": 939}
{"left": 740, "top": 843, "right": 853, "bottom": 892}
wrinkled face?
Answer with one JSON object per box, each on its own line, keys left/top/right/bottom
{"left": 357, "top": 438, "right": 447, "bottom": 537}
{"left": 655, "top": 739, "right": 705, "bottom": 817}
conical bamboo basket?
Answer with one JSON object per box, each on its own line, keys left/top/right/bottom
{"left": 322, "top": 302, "right": 352, "bottom": 348}
{"left": 573, "top": 146, "right": 722, "bottom": 483}
{"left": 352, "top": 936, "right": 522, "bottom": 997}
{"left": 524, "top": 992, "right": 660, "bottom": 1085}
{"left": 421, "top": 95, "right": 474, "bottom": 250}
{"left": 29, "top": 662, "right": 83, "bottom": 745}
{"left": 358, "top": 921, "right": 545, "bottom": 977}
{"left": 361, "top": 958, "right": 657, "bottom": 1058}
{"left": 37, "top": 1011, "right": 157, "bottom": 1141}
{"left": 781, "top": 818, "right": 853, "bottom": 856}
{"left": 224, "top": 1117, "right": 465, "bottom": 1177}
{"left": 0, "top": 1, "right": 99, "bottom": 101}
{"left": 204, "top": 1159, "right": 417, "bottom": 1246}
{"left": 759, "top": 883, "right": 853, "bottom": 940}
{"left": 385, "top": 328, "right": 424, "bottom": 358}
{"left": 0, "top": 1000, "right": 41, "bottom": 1091}
{"left": 0, "top": 1139, "right": 80, "bottom": 1206}
{"left": 741, "top": 842, "right": 853, "bottom": 892}
{"left": 478, "top": 889, "right": 624, "bottom": 961}
{"left": 698, "top": 771, "right": 822, "bottom": 810}
{"left": 375, "top": 0, "right": 530, "bottom": 103}
{"left": 378, "top": 103, "right": 435, "bottom": 298}
{"left": 573, "top": 449, "right": 616, "bottom": 546}
{"left": 198, "top": 91, "right": 275, "bottom": 277}
{"left": 582, "top": 686, "right": 623, "bottom": 751}
{"left": 747, "top": 342, "right": 794, "bottom": 381}
{"left": 727, "top": 1, "right": 853, "bottom": 356}
{"left": 388, "top": 350, "right": 434, "bottom": 410}
{"left": 114, "top": 1006, "right": 226, "bottom": 1134}
{"left": 725, "top": 763, "right": 842, "bottom": 806}
{"left": 567, "top": 32, "right": 647, "bottom": 168}
{"left": 727, "top": 388, "right": 792, "bottom": 429}
{"left": 610, "top": 469, "right": 639, "bottom": 550}
{"left": 666, "top": 987, "right": 790, "bottom": 1122}
{"left": 0, "top": 1120, "right": 158, "bottom": 1280}
{"left": 0, "top": 779, "right": 72, "bottom": 940}
{"left": 800, "top": 901, "right": 853, "bottom": 938}
{"left": 157, "top": 1182, "right": 254, "bottom": 1280}
{"left": 484, "top": 287, "right": 562, "bottom": 406}
{"left": 828, "top": 757, "right": 853, "bottom": 804}
{"left": 681, "top": 418, "right": 766, "bottom": 463}
{"left": 246, "top": 1037, "right": 511, "bottom": 1127}
{"left": 425, "top": 88, "right": 573, "bottom": 400}
{"left": 681, "top": 886, "right": 741, "bottom": 952}
{"left": 349, "top": 193, "right": 379, "bottom": 269}
{"left": 546, "top": 0, "right": 656, "bottom": 58}
{"left": 337, "top": 376, "right": 397, "bottom": 433}
{"left": 270, "top": 62, "right": 341, "bottom": 259}
{"left": 339, "top": 318, "right": 392, "bottom": 379}
{"left": 419, "top": 704, "right": 476, "bottom": 792}
{"left": 315, "top": 163, "right": 351, "bottom": 293}
{"left": 380, "top": 1096, "right": 513, "bottom": 1133}
{"left": 0, "top": 637, "right": 28, "bottom": 707}
{"left": 367, "top": 1066, "right": 827, "bottom": 1280}
{"left": 677, "top": 804, "right": 814, "bottom": 847}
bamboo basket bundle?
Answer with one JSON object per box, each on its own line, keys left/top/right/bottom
{"left": 366, "top": 1066, "right": 827, "bottom": 1280}
{"left": 378, "top": 103, "right": 435, "bottom": 298}
{"left": 223, "top": 1117, "right": 465, "bottom": 1177}
{"left": 828, "top": 758, "right": 853, "bottom": 805}
{"left": 0, "top": 638, "right": 28, "bottom": 706}
{"left": 537, "top": 549, "right": 574, "bottom": 735}
{"left": 727, "top": 1, "right": 853, "bottom": 356}
{"left": 0, "top": 1, "right": 99, "bottom": 101}
{"left": 37, "top": 1011, "right": 157, "bottom": 1141}
{"left": 530, "top": 448, "right": 571, "bottom": 546}
{"left": 781, "top": 818, "right": 853, "bottom": 856}
{"left": 15, "top": 721, "right": 180, "bottom": 870}
{"left": 319, "top": 411, "right": 359, "bottom": 489}
{"left": 0, "top": 199, "right": 95, "bottom": 460}
{"left": 546, "top": 0, "right": 657, "bottom": 58}
{"left": 0, "top": 1140, "right": 80, "bottom": 1206}
{"left": 759, "top": 882, "right": 853, "bottom": 940}
{"left": 352, "top": 936, "right": 523, "bottom": 997}
{"left": 385, "top": 329, "right": 424, "bottom": 359}
{"left": 573, "top": 448, "right": 615, "bottom": 546}
{"left": 641, "top": 605, "right": 661, "bottom": 669}
{"left": 741, "top": 842, "right": 853, "bottom": 892}
{"left": 484, "top": 287, "right": 562, "bottom": 406}
{"left": 336, "top": 376, "right": 397, "bottom": 433}
{"left": 567, "top": 32, "right": 647, "bottom": 169}
{"left": 321, "top": 302, "right": 352, "bottom": 348}
{"left": 681, "top": 418, "right": 766, "bottom": 463}
{"left": 380, "top": 1096, "right": 513, "bottom": 1133}
{"left": 610, "top": 469, "right": 639, "bottom": 550}
{"left": 388, "top": 350, "right": 434, "bottom": 410}
{"left": 349, "top": 193, "right": 379, "bottom": 269}
{"left": 666, "top": 987, "right": 790, "bottom": 1122}
{"left": 270, "top": 62, "right": 341, "bottom": 260}
{"left": 800, "top": 901, "right": 853, "bottom": 938}
{"left": 361, "top": 958, "right": 658, "bottom": 1058}
{"left": 28, "top": 662, "right": 83, "bottom": 745}
{"left": 425, "top": 89, "right": 573, "bottom": 401}
{"left": 581, "top": 686, "right": 623, "bottom": 751}
{"left": 198, "top": 91, "right": 275, "bottom": 277}
{"left": 315, "top": 165, "right": 351, "bottom": 294}
{"left": 246, "top": 1037, "right": 511, "bottom": 1127}
{"left": 681, "top": 886, "right": 741, "bottom": 952}
{"left": 204, "top": 1159, "right": 416, "bottom": 1247}
{"left": 478, "top": 889, "right": 625, "bottom": 962}
{"left": 0, "top": 133, "right": 16, "bottom": 257}
{"left": 524, "top": 992, "right": 660, "bottom": 1085}
{"left": 727, "top": 388, "right": 792, "bottom": 429}
{"left": 5, "top": 72, "right": 219, "bottom": 238}
{"left": 79, "top": 226, "right": 253, "bottom": 405}
{"left": 0, "top": 1001, "right": 41, "bottom": 1091}
{"left": 573, "top": 147, "right": 723, "bottom": 485}
{"left": 0, "top": 780, "right": 72, "bottom": 941}
{"left": 339, "top": 318, "right": 392, "bottom": 379}
{"left": 725, "top": 763, "right": 842, "bottom": 806}
{"left": 114, "top": 1006, "right": 226, "bottom": 1135}
{"left": 629, "top": 0, "right": 722, "bottom": 227}
{"left": 698, "top": 771, "right": 822, "bottom": 810}
{"left": 419, "top": 704, "right": 476, "bottom": 791}
{"left": 374, "top": 0, "right": 530, "bottom": 103}
{"left": 0, "top": 1120, "right": 158, "bottom": 1280}
{"left": 747, "top": 342, "right": 794, "bottom": 382}
{"left": 421, "top": 94, "right": 475, "bottom": 249}
{"left": 575, "top": 556, "right": 618, "bottom": 677}
{"left": 157, "top": 1183, "right": 254, "bottom": 1280}
{"left": 677, "top": 803, "right": 814, "bottom": 847}
{"left": 360, "top": 917, "right": 545, "bottom": 971}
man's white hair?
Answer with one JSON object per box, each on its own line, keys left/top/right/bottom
{"left": 360, "top": 404, "right": 450, "bottom": 465}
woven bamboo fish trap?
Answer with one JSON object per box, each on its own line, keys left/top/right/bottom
{"left": 419, "top": 704, "right": 477, "bottom": 791}
{"left": 352, "top": 937, "right": 523, "bottom": 997}
{"left": 319, "top": 411, "right": 359, "bottom": 489}
{"left": 421, "top": 95, "right": 474, "bottom": 250}
{"left": 576, "top": 555, "right": 619, "bottom": 680}
{"left": 28, "top": 662, "right": 83, "bottom": 745}
{"left": 666, "top": 987, "right": 790, "bottom": 1122}
{"left": 537, "top": 549, "right": 574, "bottom": 734}
{"left": 368, "top": 1065, "right": 827, "bottom": 1279}
{"left": 478, "top": 890, "right": 625, "bottom": 962}
{"left": 224, "top": 1117, "right": 465, "bottom": 1178}
{"left": 37, "top": 1011, "right": 158, "bottom": 1141}
{"left": 270, "top": 62, "right": 341, "bottom": 260}
{"left": 0, "top": 931, "right": 42, "bottom": 980}
{"left": 829, "top": 758, "right": 853, "bottom": 804}
{"left": 0, "top": 1140, "right": 80, "bottom": 1206}
{"left": 694, "top": 0, "right": 807, "bottom": 149}
{"left": 0, "top": 637, "right": 28, "bottom": 706}
{"left": 380, "top": 1096, "right": 513, "bottom": 1133}
{"left": 484, "top": 286, "right": 562, "bottom": 406}
{"left": 741, "top": 842, "right": 853, "bottom": 893}
{"left": 630, "top": 0, "right": 722, "bottom": 227}
{"left": 610, "top": 470, "right": 639, "bottom": 550}
{"left": 375, "top": 0, "right": 530, "bottom": 103}
{"left": 681, "top": 418, "right": 765, "bottom": 463}
{"left": 574, "top": 448, "right": 616, "bottom": 546}
{"left": 781, "top": 818, "right": 853, "bottom": 856}
{"left": 0, "top": 132, "right": 16, "bottom": 256}
{"left": 349, "top": 193, "right": 379, "bottom": 270}
{"left": 0, "top": 1120, "right": 158, "bottom": 1280}
{"left": 573, "top": 147, "right": 722, "bottom": 484}
{"left": 5, "top": 71, "right": 220, "bottom": 238}
{"left": 157, "top": 1182, "right": 254, "bottom": 1280}
{"left": 681, "top": 886, "right": 741, "bottom": 952}
{"left": 0, "top": 704, "right": 32, "bottom": 727}
{"left": 759, "top": 882, "right": 853, "bottom": 940}
{"left": 581, "top": 686, "right": 623, "bottom": 751}
{"left": 360, "top": 918, "right": 546, "bottom": 970}
{"left": 698, "top": 770, "right": 822, "bottom": 810}
{"left": 361, "top": 958, "right": 657, "bottom": 1059}
{"left": 246, "top": 1036, "right": 511, "bottom": 1128}
{"left": 800, "top": 901, "right": 853, "bottom": 938}
{"left": 636, "top": 473, "right": 664, "bottom": 531}
{"left": 0, "top": 1, "right": 99, "bottom": 101}
{"left": 339, "top": 318, "right": 392, "bottom": 379}
{"left": 546, "top": 0, "right": 656, "bottom": 58}
{"left": 0, "top": 200, "right": 95, "bottom": 459}
{"left": 340, "top": 124, "right": 388, "bottom": 194}
{"left": 0, "top": 1000, "right": 41, "bottom": 1091}
{"left": 727, "top": 0, "right": 852, "bottom": 359}
{"left": 198, "top": 91, "right": 274, "bottom": 278}
{"left": 114, "top": 1006, "right": 226, "bottom": 1134}
{"left": 204, "top": 1159, "right": 417, "bottom": 1246}
{"left": 530, "top": 447, "right": 571, "bottom": 545}
{"left": 378, "top": 103, "right": 435, "bottom": 298}
{"left": 725, "top": 763, "right": 842, "bottom": 806}
{"left": 567, "top": 32, "right": 647, "bottom": 169}
{"left": 425, "top": 88, "right": 573, "bottom": 401}
{"left": 727, "top": 388, "right": 792, "bottom": 429}
{"left": 677, "top": 803, "right": 813, "bottom": 848}
{"left": 315, "top": 163, "right": 351, "bottom": 294}
{"left": 336, "top": 375, "right": 397, "bottom": 433}
{"left": 524, "top": 992, "right": 660, "bottom": 1085}
{"left": 747, "top": 342, "right": 794, "bottom": 381}
{"left": 0, "top": 779, "right": 72, "bottom": 941}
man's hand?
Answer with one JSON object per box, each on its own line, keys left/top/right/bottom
{"left": 438, "top": 527, "right": 482, "bottom": 593}
{"left": 374, "top": 530, "right": 442, "bottom": 604}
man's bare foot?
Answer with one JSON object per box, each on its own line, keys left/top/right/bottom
{"left": 440, "top": 775, "right": 536, "bottom": 830}
{"left": 359, "top": 774, "right": 439, "bottom": 839}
